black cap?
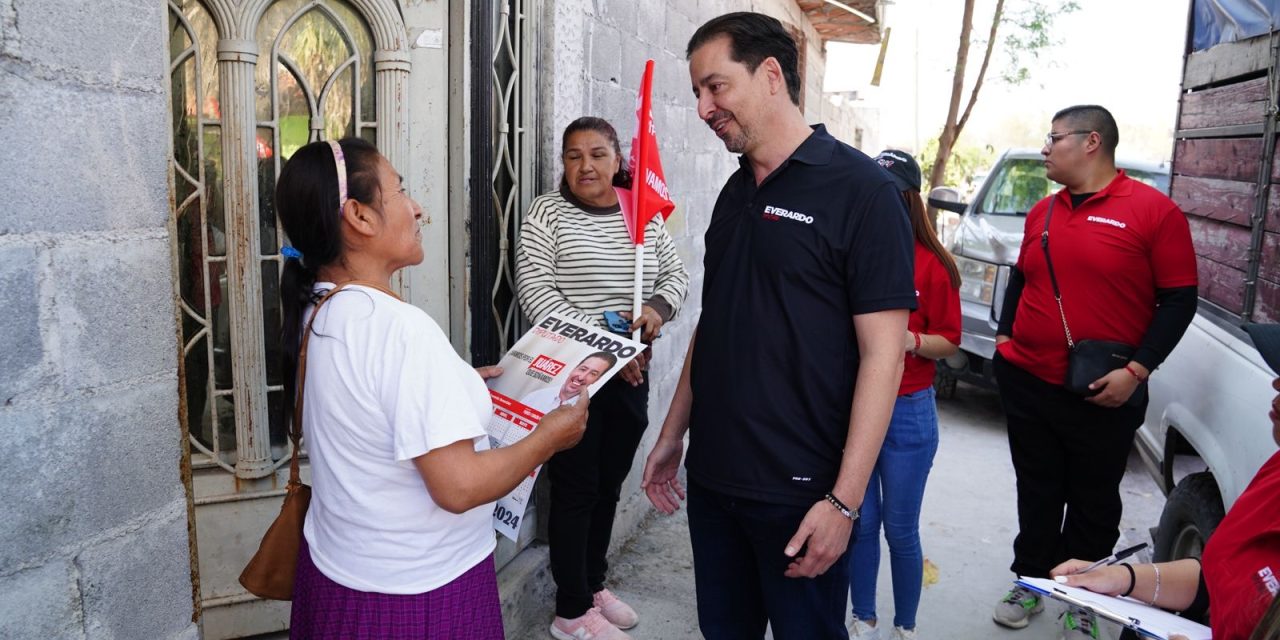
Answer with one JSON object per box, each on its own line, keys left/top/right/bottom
{"left": 1245, "top": 323, "right": 1280, "bottom": 375}
{"left": 875, "top": 149, "right": 922, "bottom": 193}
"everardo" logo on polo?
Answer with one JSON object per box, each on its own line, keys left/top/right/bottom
{"left": 763, "top": 205, "right": 814, "bottom": 225}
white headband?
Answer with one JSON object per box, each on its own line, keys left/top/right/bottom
{"left": 326, "top": 140, "right": 348, "bottom": 210}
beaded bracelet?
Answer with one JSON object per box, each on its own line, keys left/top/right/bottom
{"left": 1120, "top": 563, "right": 1136, "bottom": 597}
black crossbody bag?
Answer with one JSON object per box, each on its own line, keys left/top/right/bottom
{"left": 1040, "top": 199, "right": 1147, "bottom": 407}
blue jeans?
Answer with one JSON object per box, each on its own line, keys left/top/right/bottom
{"left": 848, "top": 387, "right": 940, "bottom": 630}
{"left": 687, "top": 480, "right": 852, "bottom": 640}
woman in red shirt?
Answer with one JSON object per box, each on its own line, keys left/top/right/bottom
{"left": 847, "top": 150, "right": 962, "bottom": 640}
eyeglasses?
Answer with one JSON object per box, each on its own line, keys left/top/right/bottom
{"left": 1044, "top": 130, "right": 1093, "bottom": 147}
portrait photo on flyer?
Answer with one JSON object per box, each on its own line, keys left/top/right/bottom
{"left": 483, "top": 312, "right": 646, "bottom": 540}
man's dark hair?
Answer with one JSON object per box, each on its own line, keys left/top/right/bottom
{"left": 687, "top": 12, "right": 802, "bottom": 106}
{"left": 579, "top": 351, "right": 618, "bottom": 373}
{"left": 1052, "top": 105, "right": 1119, "bottom": 158}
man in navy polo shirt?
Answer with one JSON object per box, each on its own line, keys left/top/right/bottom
{"left": 641, "top": 12, "right": 916, "bottom": 639}
{"left": 990, "top": 105, "right": 1198, "bottom": 631}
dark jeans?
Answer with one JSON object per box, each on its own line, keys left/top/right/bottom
{"left": 994, "top": 352, "right": 1145, "bottom": 578}
{"left": 547, "top": 376, "right": 649, "bottom": 618}
{"left": 687, "top": 480, "right": 852, "bottom": 640}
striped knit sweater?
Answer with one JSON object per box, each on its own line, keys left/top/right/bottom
{"left": 515, "top": 186, "right": 689, "bottom": 330}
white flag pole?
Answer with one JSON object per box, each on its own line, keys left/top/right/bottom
{"left": 629, "top": 59, "right": 655, "bottom": 344}
{"left": 632, "top": 243, "right": 643, "bottom": 343}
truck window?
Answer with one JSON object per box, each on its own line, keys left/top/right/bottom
{"left": 978, "top": 159, "right": 1171, "bottom": 217}
{"left": 977, "top": 159, "right": 1051, "bottom": 216}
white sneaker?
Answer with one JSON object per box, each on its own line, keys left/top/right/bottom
{"left": 889, "top": 626, "right": 918, "bottom": 640}
{"left": 848, "top": 616, "right": 882, "bottom": 640}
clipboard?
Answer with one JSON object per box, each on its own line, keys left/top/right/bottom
{"left": 1016, "top": 577, "right": 1212, "bottom": 640}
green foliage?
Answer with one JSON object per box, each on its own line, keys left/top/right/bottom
{"left": 920, "top": 138, "right": 996, "bottom": 189}
{"left": 998, "top": 0, "right": 1081, "bottom": 85}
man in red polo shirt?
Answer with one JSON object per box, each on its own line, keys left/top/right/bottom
{"left": 989, "top": 105, "right": 1198, "bottom": 631}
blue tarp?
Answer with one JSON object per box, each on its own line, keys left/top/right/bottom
{"left": 1193, "top": 0, "right": 1280, "bottom": 51}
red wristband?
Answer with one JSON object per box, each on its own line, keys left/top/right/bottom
{"left": 911, "top": 331, "right": 922, "bottom": 355}
{"left": 1123, "top": 364, "right": 1146, "bottom": 381}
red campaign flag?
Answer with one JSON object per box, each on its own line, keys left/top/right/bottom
{"left": 615, "top": 59, "right": 675, "bottom": 246}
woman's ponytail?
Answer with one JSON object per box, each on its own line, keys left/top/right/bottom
{"left": 274, "top": 137, "right": 381, "bottom": 430}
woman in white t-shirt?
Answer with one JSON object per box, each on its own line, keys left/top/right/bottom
{"left": 275, "top": 138, "right": 587, "bottom": 639}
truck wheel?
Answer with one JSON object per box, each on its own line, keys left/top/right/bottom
{"left": 934, "top": 366, "right": 958, "bottom": 400}
{"left": 1152, "top": 471, "right": 1225, "bottom": 562}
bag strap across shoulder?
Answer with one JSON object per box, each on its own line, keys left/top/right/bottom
{"left": 1039, "top": 197, "right": 1076, "bottom": 350}
{"left": 287, "top": 281, "right": 402, "bottom": 487}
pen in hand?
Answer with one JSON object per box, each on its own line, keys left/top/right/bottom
{"left": 1073, "top": 542, "right": 1149, "bottom": 575}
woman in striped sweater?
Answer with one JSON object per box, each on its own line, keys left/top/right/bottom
{"left": 516, "top": 117, "right": 689, "bottom": 640}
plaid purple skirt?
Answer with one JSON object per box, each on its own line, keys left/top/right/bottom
{"left": 290, "top": 539, "right": 505, "bottom": 639}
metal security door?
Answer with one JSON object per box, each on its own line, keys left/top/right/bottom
{"left": 472, "top": 0, "right": 542, "bottom": 568}
{"left": 166, "top": 0, "right": 411, "bottom": 637}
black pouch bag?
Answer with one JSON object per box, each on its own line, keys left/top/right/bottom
{"left": 1065, "top": 340, "right": 1142, "bottom": 397}
{"left": 1041, "top": 201, "right": 1146, "bottom": 407}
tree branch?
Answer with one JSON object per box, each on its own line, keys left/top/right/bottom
{"left": 957, "top": 0, "right": 1005, "bottom": 135}
{"left": 929, "top": 0, "right": 976, "bottom": 189}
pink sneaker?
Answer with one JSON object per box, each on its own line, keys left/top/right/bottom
{"left": 550, "top": 607, "right": 632, "bottom": 640}
{"left": 592, "top": 588, "right": 639, "bottom": 629}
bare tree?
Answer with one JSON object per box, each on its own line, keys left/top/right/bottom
{"left": 928, "top": 0, "right": 1079, "bottom": 190}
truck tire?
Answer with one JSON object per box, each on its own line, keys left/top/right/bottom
{"left": 934, "top": 365, "right": 958, "bottom": 400}
{"left": 1152, "top": 471, "right": 1225, "bottom": 562}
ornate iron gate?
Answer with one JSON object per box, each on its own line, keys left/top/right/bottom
{"left": 471, "top": 0, "right": 539, "bottom": 365}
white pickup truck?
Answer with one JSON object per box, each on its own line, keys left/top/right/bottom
{"left": 1139, "top": 316, "right": 1276, "bottom": 561}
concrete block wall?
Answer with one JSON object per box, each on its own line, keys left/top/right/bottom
{"left": 537, "top": 0, "right": 848, "bottom": 561}
{"left": 822, "top": 94, "right": 883, "bottom": 155}
{"left": 0, "top": 0, "right": 196, "bottom": 638}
